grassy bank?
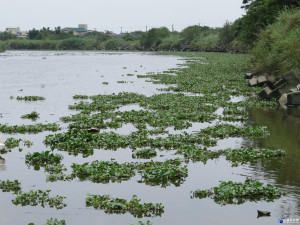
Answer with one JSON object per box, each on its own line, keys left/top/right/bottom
{"left": 250, "top": 8, "right": 300, "bottom": 77}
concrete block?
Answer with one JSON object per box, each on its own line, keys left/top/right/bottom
{"left": 283, "top": 71, "right": 300, "bottom": 85}
{"left": 249, "top": 77, "right": 258, "bottom": 86}
{"left": 245, "top": 72, "right": 253, "bottom": 79}
{"left": 290, "top": 88, "right": 298, "bottom": 93}
{"left": 279, "top": 93, "right": 287, "bottom": 106}
{"left": 273, "top": 79, "right": 286, "bottom": 89}
{"left": 287, "top": 92, "right": 300, "bottom": 105}
{"left": 268, "top": 88, "right": 281, "bottom": 100}
{"left": 257, "top": 75, "right": 268, "bottom": 86}
{"left": 258, "top": 87, "right": 272, "bottom": 100}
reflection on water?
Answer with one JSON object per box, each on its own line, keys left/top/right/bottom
{"left": 247, "top": 106, "right": 300, "bottom": 217}
{"left": 0, "top": 157, "right": 6, "bottom": 171}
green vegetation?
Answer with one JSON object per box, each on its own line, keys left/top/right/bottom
{"left": 70, "top": 158, "right": 187, "bottom": 187}
{"left": 4, "top": 137, "right": 22, "bottom": 149}
{"left": 73, "top": 95, "right": 88, "bottom": 99}
{"left": 130, "top": 222, "right": 152, "bottom": 225}
{"left": 0, "top": 41, "right": 6, "bottom": 52}
{"left": 0, "top": 180, "right": 21, "bottom": 193}
{"left": 12, "top": 190, "right": 66, "bottom": 209}
{"left": 191, "top": 178, "right": 286, "bottom": 205}
{"left": 28, "top": 218, "right": 66, "bottom": 225}
{"left": 198, "top": 123, "right": 269, "bottom": 139}
{"left": 16, "top": 96, "right": 45, "bottom": 101}
{"left": 0, "top": 123, "right": 60, "bottom": 134}
{"left": 250, "top": 9, "right": 300, "bottom": 77}
{"left": 25, "top": 151, "right": 63, "bottom": 170}
{"left": 86, "top": 194, "right": 164, "bottom": 217}
{"left": 21, "top": 111, "right": 39, "bottom": 120}
{"left": 224, "top": 147, "right": 286, "bottom": 166}
{"left": 1, "top": 138, "right": 33, "bottom": 153}
{"left": 132, "top": 148, "right": 157, "bottom": 159}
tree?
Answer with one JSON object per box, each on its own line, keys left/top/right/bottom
{"left": 28, "top": 29, "right": 41, "bottom": 40}
{"left": 219, "top": 21, "right": 234, "bottom": 46}
{"left": 141, "top": 27, "right": 170, "bottom": 49}
{"left": 237, "top": 0, "right": 300, "bottom": 45}
{"left": 180, "top": 25, "right": 212, "bottom": 43}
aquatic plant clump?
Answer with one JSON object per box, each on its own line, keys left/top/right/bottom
{"left": 0, "top": 138, "right": 33, "bottom": 154}
{"left": 0, "top": 123, "right": 60, "bottom": 134}
{"left": 70, "top": 158, "right": 187, "bottom": 186}
{"left": 138, "top": 162, "right": 188, "bottom": 187}
{"left": 28, "top": 218, "right": 66, "bottom": 225}
{"left": 198, "top": 123, "right": 269, "bottom": 139}
{"left": 132, "top": 148, "right": 157, "bottom": 159}
{"left": 224, "top": 147, "right": 286, "bottom": 165}
{"left": 44, "top": 129, "right": 217, "bottom": 157}
{"left": 176, "top": 145, "right": 222, "bottom": 163}
{"left": 25, "top": 151, "right": 63, "bottom": 170}
{"left": 12, "top": 190, "right": 67, "bottom": 209}
{"left": 71, "top": 160, "right": 137, "bottom": 183}
{"left": 21, "top": 111, "right": 40, "bottom": 120}
{"left": 73, "top": 95, "right": 88, "bottom": 99}
{"left": 16, "top": 96, "right": 45, "bottom": 101}
{"left": 191, "top": 178, "right": 286, "bottom": 205}
{"left": 86, "top": 194, "right": 164, "bottom": 217}
{"left": 4, "top": 137, "right": 22, "bottom": 149}
{"left": 0, "top": 179, "right": 22, "bottom": 193}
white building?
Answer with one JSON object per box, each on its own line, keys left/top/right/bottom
{"left": 6, "top": 27, "right": 21, "bottom": 36}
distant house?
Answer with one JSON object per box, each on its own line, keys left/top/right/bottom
{"left": 6, "top": 27, "right": 21, "bottom": 36}
{"left": 61, "top": 24, "right": 91, "bottom": 36}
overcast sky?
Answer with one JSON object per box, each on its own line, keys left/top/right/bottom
{"left": 1, "top": 0, "right": 245, "bottom": 33}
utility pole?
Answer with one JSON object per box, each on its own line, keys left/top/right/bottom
{"left": 121, "top": 26, "right": 123, "bottom": 34}
{"left": 172, "top": 24, "right": 174, "bottom": 32}
{"left": 146, "top": 26, "right": 148, "bottom": 32}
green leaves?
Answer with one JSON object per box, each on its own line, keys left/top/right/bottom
{"left": 21, "top": 111, "right": 40, "bottom": 120}
{"left": 0, "top": 180, "right": 21, "bottom": 193}
{"left": 25, "top": 151, "right": 63, "bottom": 170}
{"left": 12, "top": 190, "right": 67, "bottom": 209}
{"left": 191, "top": 178, "right": 286, "bottom": 205}
{"left": 198, "top": 123, "right": 269, "bottom": 139}
{"left": 86, "top": 194, "right": 164, "bottom": 218}
{"left": 0, "top": 123, "right": 60, "bottom": 134}
{"left": 224, "top": 147, "right": 286, "bottom": 166}
{"left": 70, "top": 158, "right": 187, "bottom": 187}
{"left": 16, "top": 96, "right": 45, "bottom": 101}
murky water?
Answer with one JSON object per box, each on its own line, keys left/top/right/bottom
{"left": 0, "top": 51, "right": 299, "bottom": 225}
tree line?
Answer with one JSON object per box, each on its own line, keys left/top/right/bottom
{"left": 1, "top": 0, "right": 299, "bottom": 54}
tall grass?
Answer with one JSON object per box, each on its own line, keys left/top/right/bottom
{"left": 0, "top": 41, "right": 6, "bottom": 52}
{"left": 250, "top": 8, "right": 300, "bottom": 77}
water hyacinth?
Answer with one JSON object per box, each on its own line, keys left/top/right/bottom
{"left": 0, "top": 123, "right": 60, "bottom": 134}
{"left": 0, "top": 179, "right": 22, "bottom": 193}
{"left": 12, "top": 190, "right": 67, "bottom": 209}
{"left": 21, "top": 111, "right": 39, "bottom": 120}
{"left": 70, "top": 158, "right": 187, "bottom": 187}
{"left": 16, "top": 96, "right": 45, "bottom": 101}
{"left": 191, "top": 178, "right": 286, "bottom": 205}
{"left": 86, "top": 194, "right": 164, "bottom": 218}
{"left": 25, "top": 151, "right": 63, "bottom": 170}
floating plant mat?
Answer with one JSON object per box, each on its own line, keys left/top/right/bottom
{"left": 191, "top": 178, "right": 286, "bottom": 205}
{"left": 86, "top": 194, "right": 164, "bottom": 218}
{"left": 0, "top": 51, "right": 291, "bottom": 225}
